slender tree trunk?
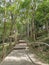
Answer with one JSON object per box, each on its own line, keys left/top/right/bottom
{"left": 26, "top": 23, "right": 27, "bottom": 37}
{"left": 9, "top": 13, "right": 14, "bottom": 49}
{"left": 2, "top": 0, "right": 6, "bottom": 59}
{"left": 14, "top": 26, "right": 18, "bottom": 45}
{"left": 9, "top": 0, "right": 14, "bottom": 49}
{"left": 26, "top": 22, "right": 29, "bottom": 38}
{"left": 45, "top": 21, "right": 49, "bottom": 36}
{"left": 13, "top": 15, "right": 18, "bottom": 45}
{"left": 30, "top": 22, "right": 32, "bottom": 38}
{"left": 31, "top": 0, "right": 36, "bottom": 41}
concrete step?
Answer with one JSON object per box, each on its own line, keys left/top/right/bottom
{"left": 13, "top": 43, "right": 27, "bottom": 50}
{"left": 18, "top": 40, "right": 26, "bottom": 43}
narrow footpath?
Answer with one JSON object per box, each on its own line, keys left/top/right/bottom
{"left": 0, "top": 40, "right": 48, "bottom": 65}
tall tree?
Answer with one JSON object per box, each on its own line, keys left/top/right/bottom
{"left": 2, "top": 0, "right": 6, "bottom": 59}
{"left": 31, "top": 0, "right": 36, "bottom": 41}
{"left": 9, "top": 0, "right": 14, "bottom": 49}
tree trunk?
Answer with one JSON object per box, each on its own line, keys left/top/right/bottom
{"left": 9, "top": 0, "right": 14, "bottom": 49}
{"left": 27, "top": 22, "right": 30, "bottom": 38}
{"left": 31, "top": 0, "right": 36, "bottom": 41}
{"left": 45, "top": 21, "right": 49, "bottom": 36}
{"left": 2, "top": 0, "right": 6, "bottom": 59}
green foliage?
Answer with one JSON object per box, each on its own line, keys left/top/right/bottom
{"left": 35, "top": 1, "right": 49, "bottom": 30}
{"left": 0, "top": 6, "right": 4, "bottom": 13}
{"left": 20, "top": 0, "right": 31, "bottom": 8}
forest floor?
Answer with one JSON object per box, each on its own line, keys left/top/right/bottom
{"left": 0, "top": 40, "right": 48, "bottom": 65}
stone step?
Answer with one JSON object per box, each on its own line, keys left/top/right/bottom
{"left": 13, "top": 47, "right": 26, "bottom": 50}
{"left": 18, "top": 40, "right": 26, "bottom": 43}
{"left": 13, "top": 43, "right": 27, "bottom": 50}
